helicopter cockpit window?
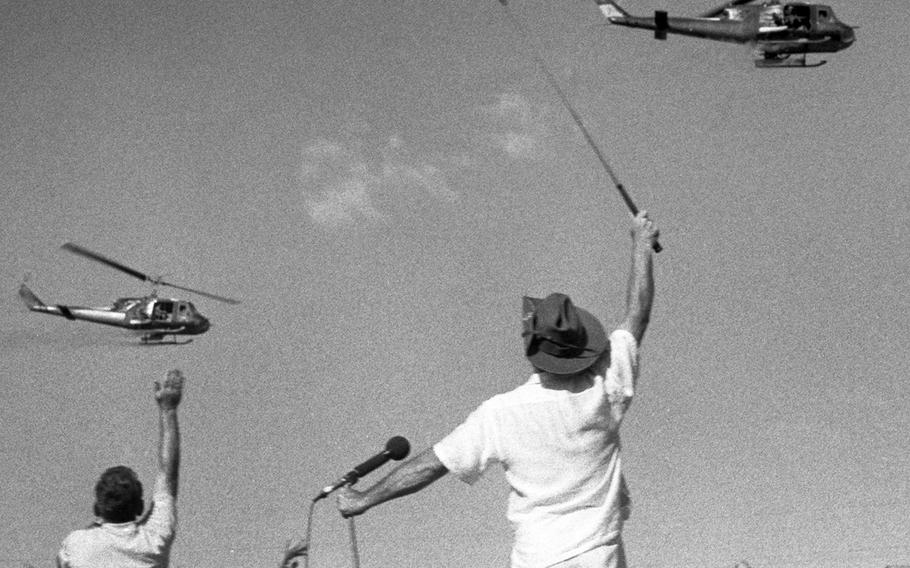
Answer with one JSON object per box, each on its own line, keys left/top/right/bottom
{"left": 153, "top": 301, "right": 174, "bottom": 321}
{"left": 176, "top": 302, "right": 194, "bottom": 319}
{"left": 783, "top": 5, "right": 811, "bottom": 29}
{"left": 760, "top": 5, "right": 784, "bottom": 28}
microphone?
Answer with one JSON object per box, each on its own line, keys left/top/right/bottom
{"left": 315, "top": 436, "right": 411, "bottom": 501}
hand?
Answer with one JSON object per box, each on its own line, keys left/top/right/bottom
{"left": 336, "top": 486, "right": 367, "bottom": 518}
{"left": 279, "top": 539, "right": 308, "bottom": 568}
{"left": 154, "top": 369, "right": 184, "bottom": 410}
{"left": 630, "top": 211, "right": 659, "bottom": 246}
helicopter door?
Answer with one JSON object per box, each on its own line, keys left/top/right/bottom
{"left": 783, "top": 4, "right": 811, "bottom": 30}
{"left": 759, "top": 5, "right": 785, "bottom": 28}
{"left": 152, "top": 300, "right": 174, "bottom": 322}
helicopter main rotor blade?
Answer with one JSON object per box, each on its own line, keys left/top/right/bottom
{"left": 62, "top": 242, "right": 150, "bottom": 283}
{"left": 63, "top": 242, "right": 241, "bottom": 305}
{"left": 158, "top": 280, "right": 241, "bottom": 305}
{"left": 700, "top": 0, "right": 757, "bottom": 19}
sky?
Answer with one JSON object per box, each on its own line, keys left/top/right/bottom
{"left": 1, "top": 1, "right": 908, "bottom": 567}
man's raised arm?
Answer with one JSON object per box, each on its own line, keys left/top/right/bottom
{"left": 619, "top": 212, "right": 658, "bottom": 345}
{"left": 154, "top": 369, "right": 184, "bottom": 499}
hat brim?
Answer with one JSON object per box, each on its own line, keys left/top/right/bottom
{"left": 524, "top": 302, "right": 609, "bottom": 375}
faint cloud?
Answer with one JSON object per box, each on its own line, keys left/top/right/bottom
{"left": 298, "top": 95, "right": 551, "bottom": 228}
{"left": 305, "top": 177, "right": 386, "bottom": 227}
{"left": 481, "top": 93, "right": 550, "bottom": 160}
{"left": 299, "top": 137, "right": 457, "bottom": 228}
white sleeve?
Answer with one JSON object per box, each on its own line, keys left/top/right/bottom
{"left": 141, "top": 482, "right": 177, "bottom": 545}
{"left": 603, "top": 329, "right": 639, "bottom": 404}
{"left": 433, "top": 402, "right": 499, "bottom": 485}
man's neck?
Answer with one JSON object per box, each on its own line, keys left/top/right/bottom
{"left": 538, "top": 371, "right": 593, "bottom": 393}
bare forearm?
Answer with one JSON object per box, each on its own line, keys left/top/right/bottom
{"left": 364, "top": 449, "right": 445, "bottom": 507}
{"left": 622, "top": 238, "right": 654, "bottom": 344}
{"left": 158, "top": 408, "right": 180, "bottom": 498}
{"left": 342, "top": 448, "right": 447, "bottom": 515}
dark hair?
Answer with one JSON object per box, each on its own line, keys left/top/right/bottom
{"left": 94, "top": 466, "right": 143, "bottom": 523}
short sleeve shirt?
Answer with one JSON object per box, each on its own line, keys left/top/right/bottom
{"left": 57, "top": 483, "right": 177, "bottom": 568}
{"left": 433, "top": 329, "right": 639, "bottom": 568}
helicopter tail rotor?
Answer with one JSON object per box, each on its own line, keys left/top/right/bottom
{"left": 19, "top": 282, "right": 46, "bottom": 310}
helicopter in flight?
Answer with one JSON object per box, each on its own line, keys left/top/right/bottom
{"left": 594, "top": 0, "right": 855, "bottom": 68}
{"left": 19, "top": 243, "right": 239, "bottom": 344}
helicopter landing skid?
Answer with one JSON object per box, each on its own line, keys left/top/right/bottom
{"left": 140, "top": 335, "right": 194, "bottom": 346}
{"left": 755, "top": 55, "right": 826, "bottom": 68}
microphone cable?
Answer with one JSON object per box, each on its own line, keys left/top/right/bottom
{"left": 302, "top": 437, "right": 409, "bottom": 568}
{"left": 301, "top": 497, "right": 316, "bottom": 568}
{"left": 347, "top": 516, "right": 361, "bottom": 568}
{"left": 301, "top": 493, "right": 361, "bottom": 568}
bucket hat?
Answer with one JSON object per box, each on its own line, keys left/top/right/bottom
{"left": 522, "top": 293, "right": 608, "bottom": 375}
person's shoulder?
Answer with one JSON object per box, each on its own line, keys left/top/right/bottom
{"left": 71, "top": 521, "right": 103, "bottom": 535}
{"left": 61, "top": 524, "right": 101, "bottom": 548}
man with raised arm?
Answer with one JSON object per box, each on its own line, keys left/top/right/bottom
{"left": 337, "top": 212, "right": 658, "bottom": 568}
{"left": 57, "top": 370, "right": 184, "bottom": 568}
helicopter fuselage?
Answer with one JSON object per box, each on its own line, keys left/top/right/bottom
{"left": 597, "top": 1, "right": 855, "bottom": 66}
{"left": 19, "top": 284, "right": 210, "bottom": 341}
{"left": 20, "top": 242, "right": 236, "bottom": 343}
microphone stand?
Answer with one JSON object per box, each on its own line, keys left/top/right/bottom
{"left": 347, "top": 516, "right": 361, "bottom": 568}
{"left": 305, "top": 437, "right": 410, "bottom": 568}
{"left": 305, "top": 482, "right": 361, "bottom": 568}
{"left": 301, "top": 497, "right": 317, "bottom": 568}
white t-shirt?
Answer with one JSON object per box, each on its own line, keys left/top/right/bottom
{"left": 57, "top": 481, "right": 177, "bottom": 568}
{"left": 434, "top": 329, "right": 639, "bottom": 568}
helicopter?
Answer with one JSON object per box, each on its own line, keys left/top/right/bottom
{"left": 594, "top": 0, "right": 856, "bottom": 68}
{"left": 19, "top": 243, "right": 239, "bottom": 344}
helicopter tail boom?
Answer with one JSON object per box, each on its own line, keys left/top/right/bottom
{"left": 19, "top": 284, "right": 78, "bottom": 320}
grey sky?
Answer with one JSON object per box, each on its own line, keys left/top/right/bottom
{"left": 2, "top": 1, "right": 908, "bottom": 567}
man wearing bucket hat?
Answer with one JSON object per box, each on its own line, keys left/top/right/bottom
{"left": 338, "top": 212, "right": 658, "bottom": 568}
